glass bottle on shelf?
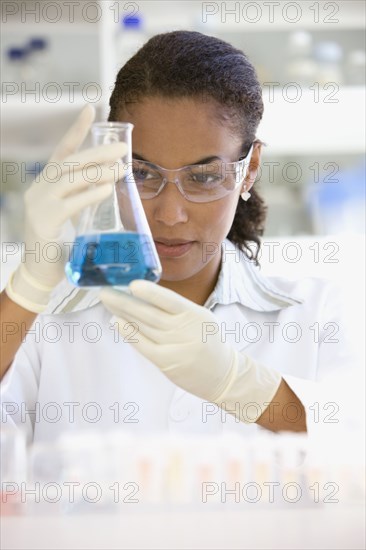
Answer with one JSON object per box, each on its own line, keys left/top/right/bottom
{"left": 5, "top": 47, "right": 34, "bottom": 87}
{"left": 115, "top": 13, "right": 146, "bottom": 70}
{"left": 313, "top": 41, "right": 344, "bottom": 86}
{"left": 65, "top": 122, "right": 162, "bottom": 287}
{"left": 346, "top": 50, "right": 366, "bottom": 86}
{"left": 285, "top": 31, "right": 318, "bottom": 87}
{"left": 27, "top": 37, "right": 50, "bottom": 87}
{"left": 0, "top": 426, "right": 27, "bottom": 516}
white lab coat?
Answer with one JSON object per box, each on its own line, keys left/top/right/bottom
{"left": 0, "top": 240, "right": 357, "bottom": 445}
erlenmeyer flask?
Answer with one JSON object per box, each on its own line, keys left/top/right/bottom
{"left": 65, "top": 122, "right": 162, "bottom": 287}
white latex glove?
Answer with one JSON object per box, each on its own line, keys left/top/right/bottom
{"left": 5, "top": 105, "right": 127, "bottom": 313}
{"left": 100, "top": 281, "right": 282, "bottom": 423}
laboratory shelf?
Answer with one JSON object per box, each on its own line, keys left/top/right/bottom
{"left": 1, "top": 87, "right": 364, "bottom": 159}
{"left": 0, "top": 93, "right": 103, "bottom": 114}
{"left": 1, "top": 22, "right": 99, "bottom": 36}
{"left": 259, "top": 86, "right": 366, "bottom": 155}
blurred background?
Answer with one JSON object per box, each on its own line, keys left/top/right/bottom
{"left": 1, "top": 0, "right": 365, "bottom": 242}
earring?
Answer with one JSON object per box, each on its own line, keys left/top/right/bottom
{"left": 241, "top": 188, "right": 251, "bottom": 201}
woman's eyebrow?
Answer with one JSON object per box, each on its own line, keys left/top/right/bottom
{"left": 132, "top": 152, "right": 225, "bottom": 165}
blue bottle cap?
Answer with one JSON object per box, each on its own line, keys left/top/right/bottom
{"left": 121, "top": 14, "right": 142, "bottom": 28}
{"left": 29, "top": 38, "right": 48, "bottom": 50}
{"left": 7, "top": 47, "right": 27, "bottom": 60}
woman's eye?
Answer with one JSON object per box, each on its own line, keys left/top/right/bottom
{"left": 189, "top": 173, "right": 222, "bottom": 186}
{"left": 132, "top": 168, "right": 144, "bottom": 179}
{"left": 133, "top": 165, "right": 155, "bottom": 180}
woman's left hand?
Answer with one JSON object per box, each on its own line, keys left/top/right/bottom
{"left": 100, "top": 281, "right": 282, "bottom": 417}
{"left": 100, "top": 280, "right": 237, "bottom": 403}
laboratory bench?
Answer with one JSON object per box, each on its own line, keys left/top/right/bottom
{"left": 1, "top": 506, "right": 365, "bottom": 550}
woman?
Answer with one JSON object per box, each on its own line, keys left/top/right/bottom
{"left": 1, "top": 31, "right": 348, "bottom": 444}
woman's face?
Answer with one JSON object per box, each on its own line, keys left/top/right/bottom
{"left": 120, "top": 96, "right": 257, "bottom": 283}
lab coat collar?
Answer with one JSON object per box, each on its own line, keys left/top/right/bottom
{"left": 203, "top": 239, "right": 303, "bottom": 312}
{"left": 45, "top": 238, "right": 303, "bottom": 315}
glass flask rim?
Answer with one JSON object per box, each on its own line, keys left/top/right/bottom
{"left": 92, "top": 121, "right": 134, "bottom": 131}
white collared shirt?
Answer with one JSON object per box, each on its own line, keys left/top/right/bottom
{"left": 0, "top": 240, "right": 358, "bottom": 445}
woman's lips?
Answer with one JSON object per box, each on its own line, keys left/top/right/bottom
{"left": 154, "top": 240, "right": 195, "bottom": 258}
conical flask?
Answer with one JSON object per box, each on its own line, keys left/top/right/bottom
{"left": 65, "top": 122, "right": 162, "bottom": 287}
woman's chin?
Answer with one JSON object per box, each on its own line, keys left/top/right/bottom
{"left": 158, "top": 261, "right": 197, "bottom": 282}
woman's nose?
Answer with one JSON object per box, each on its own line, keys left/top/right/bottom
{"left": 152, "top": 179, "right": 189, "bottom": 226}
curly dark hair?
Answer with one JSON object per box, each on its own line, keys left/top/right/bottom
{"left": 109, "top": 30, "right": 267, "bottom": 264}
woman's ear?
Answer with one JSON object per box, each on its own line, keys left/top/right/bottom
{"left": 243, "top": 140, "right": 262, "bottom": 193}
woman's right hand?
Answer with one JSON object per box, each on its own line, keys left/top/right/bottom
{"left": 5, "top": 104, "right": 127, "bottom": 313}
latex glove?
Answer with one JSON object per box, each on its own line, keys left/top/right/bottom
{"left": 5, "top": 105, "right": 127, "bottom": 313}
{"left": 100, "top": 281, "right": 282, "bottom": 423}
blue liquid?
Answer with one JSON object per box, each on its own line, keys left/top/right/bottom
{"left": 65, "top": 232, "right": 161, "bottom": 287}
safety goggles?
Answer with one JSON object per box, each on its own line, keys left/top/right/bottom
{"left": 131, "top": 144, "right": 254, "bottom": 203}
